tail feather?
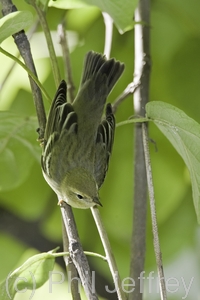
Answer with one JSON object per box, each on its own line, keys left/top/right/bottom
{"left": 73, "top": 51, "right": 124, "bottom": 137}
{"left": 81, "top": 52, "right": 106, "bottom": 85}
{"left": 81, "top": 51, "right": 124, "bottom": 96}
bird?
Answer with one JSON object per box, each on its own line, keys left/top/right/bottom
{"left": 41, "top": 51, "right": 124, "bottom": 209}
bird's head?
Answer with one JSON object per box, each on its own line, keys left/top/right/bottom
{"left": 60, "top": 167, "right": 102, "bottom": 209}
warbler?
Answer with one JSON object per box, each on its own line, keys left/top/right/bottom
{"left": 41, "top": 51, "right": 124, "bottom": 209}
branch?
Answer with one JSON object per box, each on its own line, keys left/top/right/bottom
{"left": 61, "top": 203, "right": 99, "bottom": 300}
{"left": 0, "top": 0, "right": 46, "bottom": 139}
{"left": 57, "top": 20, "right": 75, "bottom": 103}
{"left": 112, "top": 81, "right": 140, "bottom": 115}
{"left": 129, "top": 0, "right": 151, "bottom": 299}
{"left": 142, "top": 123, "right": 167, "bottom": 300}
{"left": 102, "top": 12, "right": 113, "bottom": 58}
{"left": 91, "top": 207, "right": 127, "bottom": 300}
{"left": 62, "top": 221, "right": 81, "bottom": 300}
{"left": 29, "top": 0, "right": 61, "bottom": 87}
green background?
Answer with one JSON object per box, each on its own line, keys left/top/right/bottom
{"left": 0, "top": 0, "right": 200, "bottom": 299}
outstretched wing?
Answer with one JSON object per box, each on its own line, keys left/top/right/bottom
{"left": 41, "top": 80, "right": 78, "bottom": 182}
{"left": 94, "top": 103, "right": 115, "bottom": 188}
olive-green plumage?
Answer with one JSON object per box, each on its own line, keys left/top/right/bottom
{"left": 41, "top": 51, "right": 124, "bottom": 208}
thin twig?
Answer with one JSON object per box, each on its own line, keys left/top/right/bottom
{"left": 0, "top": 47, "right": 51, "bottom": 102}
{"left": 116, "top": 117, "right": 149, "bottom": 128}
{"left": 57, "top": 20, "right": 75, "bottom": 103}
{"left": 142, "top": 123, "right": 167, "bottom": 300}
{"left": 29, "top": 0, "right": 61, "bottom": 87}
{"left": 62, "top": 220, "right": 81, "bottom": 300}
{"left": 0, "top": 18, "right": 40, "bottom": 92}
{"left": 0, "top": 0, "right": 46, "bottom": 139}
{"left": 102, "top": 12, "right": 113, "bottom": 58}
{"left": 91, "top": 207, "right": 127, "bottom": 300}
{"left": 112, "top": 81, "right": 140, "bottom": 115}
{"left": 129, "top": 0, "right": 151, "bottom": 299}
{"left": 61, "top": 203, "right": 99, "bottom": 300}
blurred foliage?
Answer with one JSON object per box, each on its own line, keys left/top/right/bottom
{"left": 49, "top": 0, "right": 137, "bottom": 33}
{"left": 0, "top": 11, "right": 33, "bottom": 43}
{"left": 0, "top": 0, "right": 200, "bottom": 299}
{"left": 146, "top": 101, "right": 200, "bottom": 223}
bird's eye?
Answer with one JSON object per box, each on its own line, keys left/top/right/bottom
{"left": 76, "top": 194, "right": 83, "bottom": 200}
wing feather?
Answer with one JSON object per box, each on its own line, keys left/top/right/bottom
{"left": 41, "top": 80, "right": 78, "bottom": 182}
{"left": 94, "top": 104, "right": 115, "bottom": 188}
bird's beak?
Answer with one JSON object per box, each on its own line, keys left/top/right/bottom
{"left": 93, "top": 197, "right": 103, "bottom": 207}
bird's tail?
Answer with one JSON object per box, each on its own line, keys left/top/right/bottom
{"left": 80, "top": 51, "right": 124, "bottom": 97}
{"left": 73, "top": 51, "right": 124, "bottom": 138}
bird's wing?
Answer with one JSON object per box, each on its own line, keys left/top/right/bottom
{"left": 44, "top": 80, "right": 74, "bottom": 140}
{"left": 94, "top": 103, "right": 115, "bottom": 188}
{"left": 41, "top": 80, "right": 78, "bottom": 182}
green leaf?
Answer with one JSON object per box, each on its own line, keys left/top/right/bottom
{"left": 49, "top": 0, "right": 137, "bottom": 33}
{"left": 0, "top": 112, "right": 40, "bottom": 191}
{"left": 49, "top": 0, "right": 89, "bottom": 9}
{"left": 0, "top": 11, "right": 33, "bottom": 44}
{"left": 146, "top": 101, "right": 200, "bottom": 223}
{"left": 0, "top": 250, "right": 56, "bottom": 300}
